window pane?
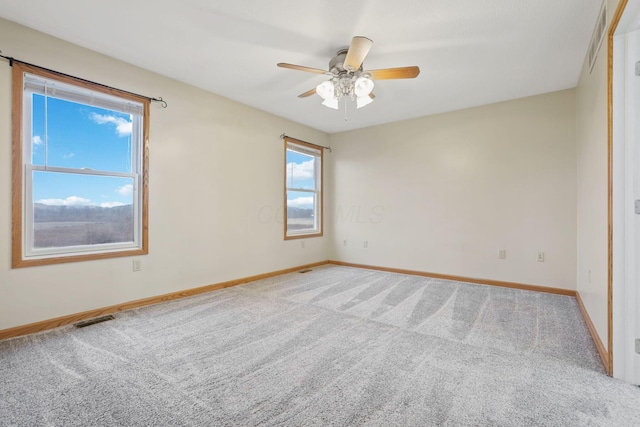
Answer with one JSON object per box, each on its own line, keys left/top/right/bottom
{"left": 286, "top": 149, "right": 315, "bottom": 190}
{"left": 31, "top": 94, "right": 133, "bottom": 173}
{"left": 287, "top": 191, "right": 316, "bottom": 233}
{"left": 32, "top": 171, "right": 135, "bottom": 249}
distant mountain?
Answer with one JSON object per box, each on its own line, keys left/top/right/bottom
{"left": 34, "top": 203, "right": 133, "bottom": 223}
{"left": 287, "top": 206, "right": 313, "bottom": 219}
{"left": 33, "top": 203, "right": 134, "bottom": 248}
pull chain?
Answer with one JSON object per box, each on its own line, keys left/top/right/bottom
{"left": 344, "top": 98, "right": 348, "bottom": 121}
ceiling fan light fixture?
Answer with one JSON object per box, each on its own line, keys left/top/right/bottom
{"left": 322, "top": 98, "right": 340, "bottom": 109}
{"left": 356, "top": 94, "right": 374, "bottom": 109}
{"left": 354, "top": 76, "right": 374, "bottom": 97}
{"left": 316, "top": 80, "right": 335, "bottom": 100}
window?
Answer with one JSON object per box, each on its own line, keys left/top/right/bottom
{"left": 12, "top": 63, "right": 149, "bottom": 267}
{"left": 284, "top": 137, "right": 323, "bottom": 239}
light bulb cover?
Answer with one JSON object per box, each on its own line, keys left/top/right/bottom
{"left": 356, "top": 94, "right": 374, "bottom": 109}
{"left": 322, "top": 98, "right": 339, "bottom": 109}
{"left": 354, "top": 77, "right": 374, "bottom": 97}
{"left": 316, "top": 80, "right": 335, "bottom": 100}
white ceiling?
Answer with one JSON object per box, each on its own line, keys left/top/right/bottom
{"left": 0, "top": 0, "right": 602, "bottom": 134}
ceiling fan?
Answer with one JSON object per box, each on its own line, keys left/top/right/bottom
{"left": 277, "top": 36, "right": 420, "bottom": 110}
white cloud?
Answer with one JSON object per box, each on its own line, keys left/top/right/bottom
{"left": 36, "top": 196, "right": 92, "bottom": 206}
{"left": 63, "top": 152, "right": 75, "bottom": 159}
{"left": 286, "top": 160, "right": 314, "bottom": 182}
{"left": 100, "top": 202, "right": 125, "bottom": 208}
{"left": 90, "top": 112, "right": 132, "bottom": 137}
{"left": 34, "top": 196, "right": 128, "bottom": 208}
{"left": 117, "top": 184, "right": 133, "bottom": 195}
{"left": 32, "top": 135, "right": 43, "bottom": 146}
{"left": 288, "top": 196, "right": 314, "bottom": 208}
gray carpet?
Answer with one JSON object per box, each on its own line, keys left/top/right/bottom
{"left": 1, "top": 265, "right": 639, "bottom": 426}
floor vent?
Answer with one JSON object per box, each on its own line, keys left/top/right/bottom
{"left": 588, "top": 1, "right": 607, "bottom": 73}
{"left": 299, "top": 269, "right": 313, "bottom": 274}
{"left": 74, "top": 315, "right": 115, "bottom": 328}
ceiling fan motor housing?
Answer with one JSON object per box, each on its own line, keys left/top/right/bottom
{"left": 329, "top": 49, "right": 363, "bottom": 75}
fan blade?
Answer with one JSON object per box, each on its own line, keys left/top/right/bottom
{"left": 343, "top": 36, "right": 373, "bottom": 71}
{"left": 365, "top": 66, "right": 420, "bottom": 80}
{"left": 298, "top": 88, "right": 317, "bottom": 98}
{"left": 277, "top": 63, "right": 328, "bottom": 74}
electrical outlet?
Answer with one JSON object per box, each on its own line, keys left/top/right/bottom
{"left": 498, "top": 249, "right": 506, "bottom": 259}
{"left": 363, "top": 240, "right": 368, "bottom": 248}
{"left": 343, "top": 240, "right": 347, "bottom": 247}
{"left": 301, "top": 240, "right": 305, "bottom": 249}
{"left": 636, "top": 339, "right": 640, "bottom": 354}
{"left": 132, "top": 259, "right": 141, "bottom": 272}
{"left": 537, "top": 252, "right": 545, "bottom": 262}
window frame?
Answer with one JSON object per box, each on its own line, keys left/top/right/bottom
{"left": 284, "top": 136, "right": 323, "bottom": 240}
{"left": 11, "top": 62, "right": 150, "bottom": 268}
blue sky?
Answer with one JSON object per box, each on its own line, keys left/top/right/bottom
{"left": 286, "top": 150, "right": 316, "bottom": 209}
{"left": 31, "top": 94, "right": 135, "bottom": 208}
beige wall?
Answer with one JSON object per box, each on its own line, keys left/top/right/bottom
{"left": 575, "top": 0, "right": 621, "bottom": 353}
{"left": 328, "top": 89, "right": 578, "bottom": 290}
{"left": 0, "top": 18, "right": 329, "bottom": 330}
